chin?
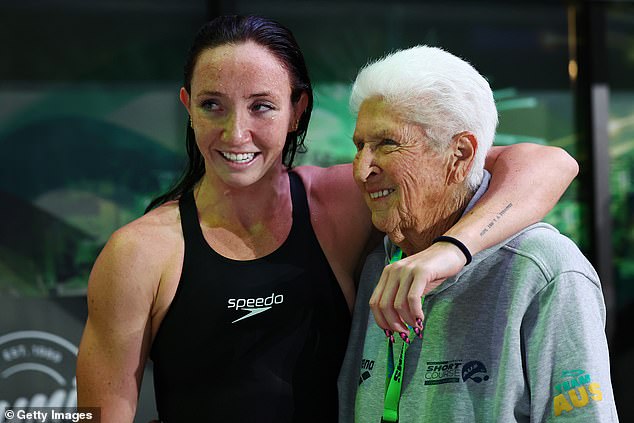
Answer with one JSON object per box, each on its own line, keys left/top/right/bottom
{"left": 219, "top": 172, "right": 263, "bottom": 188}
{"left": 371, "top": 215, "right": 395, "bottom": 235}
{"left": 371, "top": 215, "right": 385, "bottom": 232}
{"left": 374, "top": 218, "right": 407, "bottom": 247}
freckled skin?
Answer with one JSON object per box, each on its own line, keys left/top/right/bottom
{"left": 181, "top": 41, "right": 301, "bottom": 190}
{"left": 352, "top": 98, "right": 469, "bottom": 252}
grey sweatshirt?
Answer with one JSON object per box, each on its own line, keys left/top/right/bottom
{"left": 338, "top": 171, "right": 618, "bottom": 422}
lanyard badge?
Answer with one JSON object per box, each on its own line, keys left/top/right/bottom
{"left": 382, "top": 247, "right": 424, "bottom": 423}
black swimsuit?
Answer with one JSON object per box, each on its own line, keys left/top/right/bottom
{"left": 151, "top": 171, "right": 351, "bottom": 422}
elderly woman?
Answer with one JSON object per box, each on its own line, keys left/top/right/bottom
{"left": 339, "top": 46, "right": 618, "bottom": 422}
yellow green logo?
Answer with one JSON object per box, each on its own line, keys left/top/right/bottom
{"left": 553, "top": 369, "right": 603, "bottom": 417}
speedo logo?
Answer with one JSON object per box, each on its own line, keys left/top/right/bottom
{"left": 227, "top": 293, "right": 284, "bottom": 323}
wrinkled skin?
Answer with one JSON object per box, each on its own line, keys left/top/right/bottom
{"left": 352, "top": 96, "right": 477, "bottom": 334}
{"left": 352, "top": 97, "right": 472, "bottom": 253}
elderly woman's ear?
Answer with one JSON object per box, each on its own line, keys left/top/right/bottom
{"left": 447, "top": 131, "right": 478, "bottom": 185}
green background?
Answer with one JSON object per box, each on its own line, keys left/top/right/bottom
{"left": 1, "top": 1, "right": 633, "bottom": 421}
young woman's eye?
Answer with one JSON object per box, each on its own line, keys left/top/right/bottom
{"left": 252, "top": 103, "right": 274, "bottom": 112}
{"left": 200, "top": 100, "right": 220, "bottom": 111}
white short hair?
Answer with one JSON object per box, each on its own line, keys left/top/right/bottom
{"left": 350, "top": 45, "right": 498, "bottom": 191}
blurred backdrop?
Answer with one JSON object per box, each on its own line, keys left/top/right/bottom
{"left": 1, "top": 0, "right": 633, "bottom": 421}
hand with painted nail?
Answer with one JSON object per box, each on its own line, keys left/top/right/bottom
{"left": 369, "top": 241, "right": 467, "bottom": 334}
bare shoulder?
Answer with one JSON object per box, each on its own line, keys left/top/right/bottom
{"left": 103, "top": 201, "right": 181, "bottom": 269}
{"left": 293, "top": 164, "right": 360, "bottom": 208}
{"left": 112, "top": 201, "right": 182, "bottom": 252}
{"left": 87, "top": 201, "right": 183, "bottom": 319}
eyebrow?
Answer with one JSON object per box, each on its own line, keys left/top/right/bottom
{"left": 375, "top": 129, "right": 394, "bottom": 139}
{"left": 196, "top": 90, "right": 223, "bottom": 99}
{"left": 195, "top": 90, "right": 277, "bottom": 100}
{"left": 248, "top": 91, "right": 275, "bottom": 99}
{"left": 354, "top": 128, "right": 393, "bottom": 142}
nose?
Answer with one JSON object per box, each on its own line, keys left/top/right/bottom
{"left": 222, "top": 111, "right": 251, "bottom": 145}
{"left": 353, "top": 147, "right": 380, "bottom": 183}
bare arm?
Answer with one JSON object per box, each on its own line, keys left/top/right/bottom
{"left": 372, "top": 143, "right": 578, "bottom": 334}
{"left": 296, "top": 164, "right": 375, "bottom": 310}
{"left": 76, "top": 229, "right": 157, "bottom": 423}
{"left": 451, "top": 143, "right": 578, "bottom": 254}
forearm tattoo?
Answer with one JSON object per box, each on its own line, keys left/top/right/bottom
{"left": 479, "top": 203, "right": 513, "bottom": 237}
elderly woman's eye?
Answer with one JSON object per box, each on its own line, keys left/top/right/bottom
{"left": 355, "top": 142, "right": 365, "bottom": 152}
{"left": 381, "top": 139, "right": 398, "bottom": 146}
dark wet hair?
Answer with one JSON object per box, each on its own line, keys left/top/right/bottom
{"left": 146, "top": 15, "right": 313, "bottom": 212}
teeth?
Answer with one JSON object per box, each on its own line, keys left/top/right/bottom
{"left": 221, "top": 152, "right": 256, "bottom": 163}
{"left": 370, "top": 189, "right": 394, "bottom": 199}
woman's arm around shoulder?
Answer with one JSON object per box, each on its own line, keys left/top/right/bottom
{"left": 456, "top": 143, "right": 578, "bottom": 253}
{"left": 293, "top": 164, "right": 377, "bottom": 308}
{"left": 373, "top": 143, "right": 578, "bottom": 332}
{"left": 76, "top": 204, "right": 180, "bottom": 423}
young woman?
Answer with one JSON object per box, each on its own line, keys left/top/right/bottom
{"left": 76, "top": 15, "right": 578, "bottom": 423}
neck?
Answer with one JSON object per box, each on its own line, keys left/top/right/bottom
{"left": 390, "top": 187, "right": 474, "bottom": 256}
{"left": 194, "top": 167, "right": 290, "bottom": 231}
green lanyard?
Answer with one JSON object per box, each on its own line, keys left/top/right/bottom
{"left": 382, "top": 247, "right": 424, "bottom": 422}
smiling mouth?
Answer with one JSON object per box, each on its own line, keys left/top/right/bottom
{"left": 369, "top": 189, "right": 395, "bottom": 199}
{"left": 220, "top": 151, "right": 258, "bottom": 164}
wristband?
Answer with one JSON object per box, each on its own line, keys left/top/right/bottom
{"left": 432, "top": 235, "right": 472, "bottom": 266}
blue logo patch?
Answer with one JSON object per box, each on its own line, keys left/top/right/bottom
{"left": 461, "top": 360, "right": 490, "bottom": 383}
